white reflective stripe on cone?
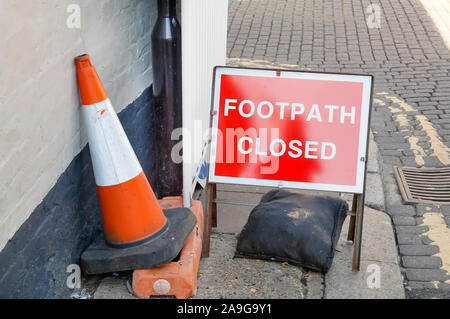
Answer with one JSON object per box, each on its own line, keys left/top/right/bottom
{"left": 82, "top": 98, "right": 142, "bottom": 187}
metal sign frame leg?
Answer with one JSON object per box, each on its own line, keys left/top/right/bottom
{"left": 201, "top": 182, "right": 217, "bottom": 258}
{"left": 347, "top": 194, "right": 358, "bottom": 242}
{"left": 347, "top": 193, "right": 365, "bottom": 271}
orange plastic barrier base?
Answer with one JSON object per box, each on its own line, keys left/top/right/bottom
{"left": 132, "top": 197, "right": 204, "bottom": 299}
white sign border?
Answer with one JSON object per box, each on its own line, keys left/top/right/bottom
{"left": 208, "top": 66, "right": 373, "bottom": 194}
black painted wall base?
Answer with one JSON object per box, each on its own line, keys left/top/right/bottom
{"left": 0, "top": 86, "right": 161, "bottom": 298}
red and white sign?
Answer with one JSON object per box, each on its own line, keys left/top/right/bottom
{"left": 208, "top": 67, "right": 373, "bottom": 194}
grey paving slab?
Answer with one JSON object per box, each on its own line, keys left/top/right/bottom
{"left": 94, "top": 277, "right": 136, "bottom": 299}
{"left": 325, "top": 256, "right": 405, "bottom": 299}
{"left": 325, "top": 207, "right": 405, "bottom": 299}
{"left": 194, "top": 232, "right": 311, "bottom": 299}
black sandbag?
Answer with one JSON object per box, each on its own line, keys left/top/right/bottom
{"left": 235, "top": 189, "right": 349, "bottom": 272}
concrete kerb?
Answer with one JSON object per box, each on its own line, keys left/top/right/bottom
{"left": 364, "top": 133, "right": 386, "bottom": 212}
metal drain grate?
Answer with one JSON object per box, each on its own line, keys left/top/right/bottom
{"left": 394, "top": 166, "right": 450, "bottom": 204}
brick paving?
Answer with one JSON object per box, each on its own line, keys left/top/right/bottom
{"left": 227, "top": 0, "right": 450, "bottom": 298}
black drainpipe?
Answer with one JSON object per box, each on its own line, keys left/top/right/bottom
{"left": 152, "top": 0, "right": 183, "bottom": 197}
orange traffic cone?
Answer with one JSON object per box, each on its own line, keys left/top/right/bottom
{"left": 76, "top": 54, "right": 196, "bottom": 274}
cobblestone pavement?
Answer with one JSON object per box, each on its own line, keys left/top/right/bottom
{"left": 227, "top": 0, "right": 450, "bottom": 298}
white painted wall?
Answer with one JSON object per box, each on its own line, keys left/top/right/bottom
{"left": 0, "top": 0, "right": 157, "bottom": 252}
{"left": 181, "top": 0, "right": 228, "bottom": 206}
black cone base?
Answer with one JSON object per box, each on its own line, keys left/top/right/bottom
{"left": 81, "top": 208, "right": 196, "bottom": 275}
